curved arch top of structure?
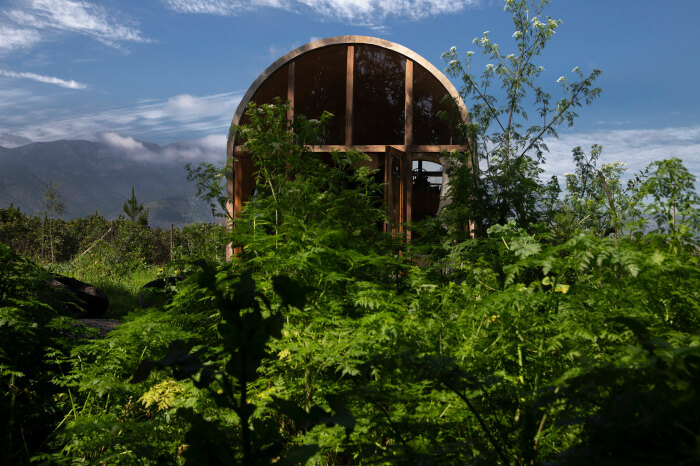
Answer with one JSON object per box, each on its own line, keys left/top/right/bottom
{"left": 226, "top": 36, "right": 472, "bottom": 257}
{"left": 228, "top": 35, "right": 469, "bottom": 151}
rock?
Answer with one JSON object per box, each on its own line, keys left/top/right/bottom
{"left": 139, "top": 276, "right": 186, "bottom": 308}
{"left": 46, "top": 275, "right": 109, "bottom": 318}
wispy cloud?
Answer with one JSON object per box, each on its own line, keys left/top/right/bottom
{"left": 98, "top": 131, "right": 226, "bottom": 163}
{"left": 164, "top": 0, "right": 288, "bottom": 15}
{"left": 0, "top": 25, "right": 42, "bottom": 53}
{"left": 0, "top": 91, "right": 243, "bottom": 145}
{"left": 0, "top": 68, "right": 87, "bottom": 89}
{"left": 1, "top": 0, "right": 149, "bottom": 53}
{"left": 0, "top": 132, "right": 32, "bottom": 148}
{"left": 163, "top": 0, "right": 480, "bottom": 26}
{"left": 541, "top": 125, "right": 700, "bottom": 183}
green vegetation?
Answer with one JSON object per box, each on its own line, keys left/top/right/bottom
{"left": 1, "top": 1, "right": 699, "bottom": 464}
{"left": 123, "top": 186, "right": 149, "bottom": 224}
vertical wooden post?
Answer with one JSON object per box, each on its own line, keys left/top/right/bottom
{"left": 234, "top": 150, "right": 244, "bottom": 217}
{"left": 404, "top": 61, "right": 414, "bottom": 242}
{"left": 398, "top": 155, "right": 404, "bottom": 234}
{"left": 287, "top": 61, "right": 295, "bottom": 124}
{"left": 345, "top": 45, "right": 354, "bottom": 147}
{"left": 384, "top": 150, "right": 391, "bottom": 233}
{"left": 404, "top": 59, "right": 413, "bottom": 147}
{"left": 405, "top": 152, "right": 413, "bottom": 241}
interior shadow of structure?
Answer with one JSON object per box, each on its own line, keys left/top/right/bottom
{"left": 226, "top": 36, "right": 472, "bottom": 258}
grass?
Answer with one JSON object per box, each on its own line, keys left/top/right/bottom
{"left": 49, "top": 261, "right": 160, "bottom": 319}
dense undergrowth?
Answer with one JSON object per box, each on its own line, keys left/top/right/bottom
{"left": 2, "top": 101, "right": 698, "bottom": 464}
{"left": 2, "top": 1, "right": 700, "bottom": 463}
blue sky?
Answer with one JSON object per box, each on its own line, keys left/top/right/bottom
{"left": 1, "top": 0, "right": 699, "bottom": 181}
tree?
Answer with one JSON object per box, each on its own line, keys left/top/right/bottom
{"left": 40, "top": 180, "right": 66, "bottom": 264}
{"left": 441, "top": 0, "right": 602, "bottom": 235}
{"left": 638, "top": 157, "right": 699, "bottom": 252}
{"left": 123, "top": 185, "right": 148, "bottom": 225}
{"left": 557, "top": 145, "right": 644, "bottom": 238}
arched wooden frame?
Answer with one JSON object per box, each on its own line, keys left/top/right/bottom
{"left": 226, "top": 36, "right": 471, "bottom": 257}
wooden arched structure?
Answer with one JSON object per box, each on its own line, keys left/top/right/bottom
{"left": 226, "top": 36, "right": 470, "bottom": 256}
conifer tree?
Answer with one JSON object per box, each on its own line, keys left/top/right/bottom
{"left": 123, "top": 185, "right": 147, "bottom": 223}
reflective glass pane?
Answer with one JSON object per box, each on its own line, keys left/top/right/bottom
{"left": 353, "top": 45, "right": 405, "bottom": 145}
{"left": 240, "top": 63, "right": 289, "bottom": 126}
{"left": 413, "top": 63, "right": 457, "bottom": 145}
{"left": 411, "top": 159, "right": 442, "bottom": 221}
{"left": 294, "top": 45, "right": 346, "bottom": 145}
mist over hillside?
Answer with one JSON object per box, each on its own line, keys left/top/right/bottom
{"left": 0, "top": 137, "right": 226, "bottom": 227}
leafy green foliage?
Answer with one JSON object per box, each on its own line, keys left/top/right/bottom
{"left": 0, "top": 207, "right": 227, "bottom": 265}
{"left": 0, "top": 243, "right": 75, "bottom": 464}
{"left": 131, "top": 265, "right": 353, "bottom": 464}
{"left": 553, "top": 145, "right": 644, "bottom": 238}
{"left": 441, "top": 0, "right": 602, "bottom": 233}
{"left": 1, "top": 1, "right": 698, "bottom": 464}
{"left": 638, "top": 157, "right": 700, "bottom": 251}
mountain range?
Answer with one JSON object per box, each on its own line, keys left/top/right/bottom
{"left": 0, "top": 137, "right": 224, "bottom": 227}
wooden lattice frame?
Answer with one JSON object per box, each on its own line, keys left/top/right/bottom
{"left": 226, "top": 36, "right": 471, "bottom": 257}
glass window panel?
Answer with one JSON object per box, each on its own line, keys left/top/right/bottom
{"left": 411, "top": 159, "right": 442, "bottom": 221}
{"left": 412, "top": 63, "right": 457, "bottom": 145}
{"left": 294, "top": 45, "right": 346, "bottom": 145}
{"left": 353, "top": 45, "right": 405, "bottom": 145}
{"left": 240, "top": 63, "right": 289, "bottom": 126}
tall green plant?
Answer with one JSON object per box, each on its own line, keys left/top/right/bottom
{"left": 0, "top": 243, "right": 74, "bottom": 464}
{"left": 441, "top": 0, "right": 602, "bottom": 233}
{"left": 40, "top": 180, "right": 66, "bottom": 264}
{"left": 131, "top": 264, "right": 353, "bottom": 464}
{"left": 557, "top": 145, "right": 644, "bottom": 238}
{"left": 638, "top": 157, "right": 699, "bottom": 251}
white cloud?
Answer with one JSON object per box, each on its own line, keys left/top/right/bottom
{"left": 161, "top": 135, "right": 227, "bottom": 162}
{"left": 164, "top": 94, "right": 225, "bottom": 117}
{"left": 541, "top": 125, "right": 700, "bottom": 184}
{"left": 164, "top": 0, "right": 288, "bottom": 15}
{"left": 163, "top": 0, "right": 480, "bottom": 25}
{"left": 0, "top": 132, "right": 32, "bottom": 148}
{"left": 0, "top": 25, "right": 42, "bottom": 53}
{"left": 0, "top": 67, "right": 87, "bottom": 89}
{"left": 2, "top": 0, "right": 149, "bottom": 52}
{"left": 97, "top": 131, "right": 226, "bottom": 163}
{"left": 0, "top": 90, "right": 243, "bottom": 148}
{"left": 99, "top": 132, "right": 145, "bottom": 151}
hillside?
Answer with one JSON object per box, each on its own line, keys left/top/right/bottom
{"left": 0, "top": 139, "right": 220, "bottom": 226}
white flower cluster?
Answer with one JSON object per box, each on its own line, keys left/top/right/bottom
{"left": 556, "top": 76, "right": 566, "bottom": 83}
{"left": 572, "top": 66, "right": 580, "bottom": 73}
{"left": 467, "top": 51, "right": 475, "bottom": 56}
{"left": 486, "top": 64, "right": 495, "bottom": 70}
{"left": 512, "top": 30, "right": 522, "bottom": 38}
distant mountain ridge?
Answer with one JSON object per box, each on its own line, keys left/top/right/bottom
{"left": 0, "top": 138, "right": 222, "bottom": 227}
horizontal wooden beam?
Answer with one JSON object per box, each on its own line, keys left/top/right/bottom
{"left": 233, "top": 144, "right": 468, "bottom": 153}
